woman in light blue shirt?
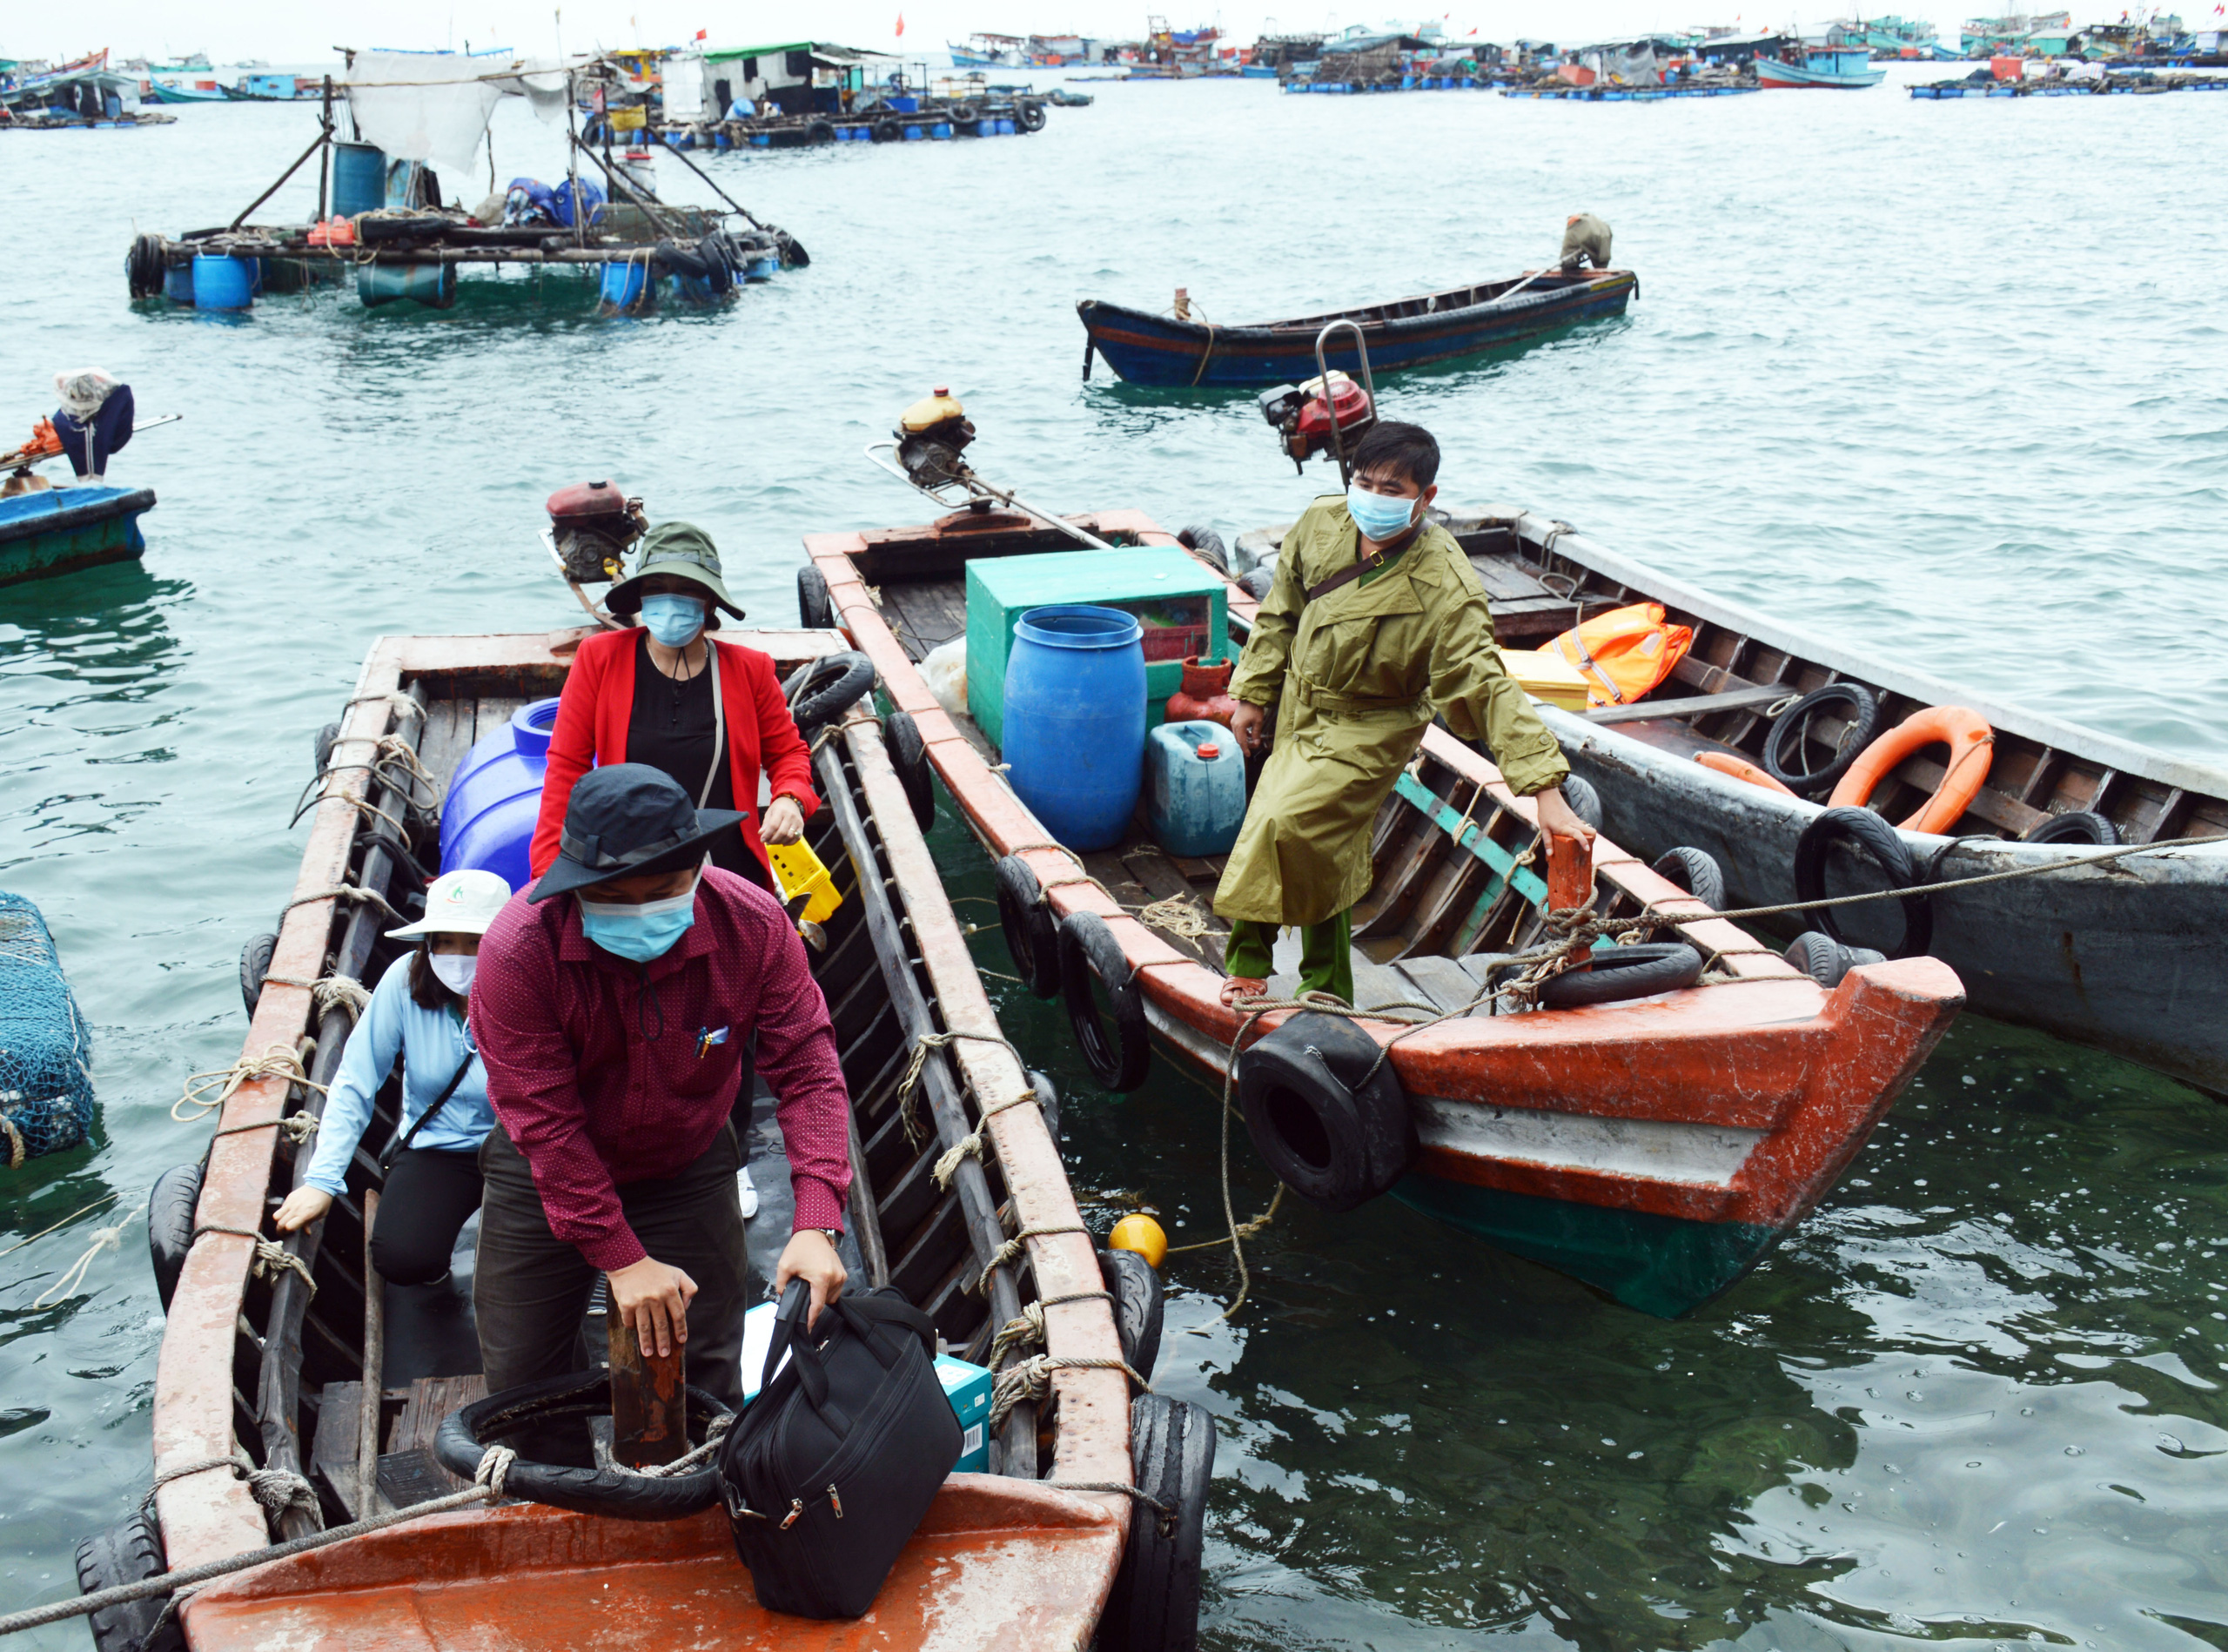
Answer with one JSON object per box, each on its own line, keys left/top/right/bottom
{"left": 275, "top": 870, "right": 510, "bottom": 1285}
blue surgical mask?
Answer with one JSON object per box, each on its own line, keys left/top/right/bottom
{"left": 1346, "top": 483, "right": 1420, "bottom": 543}
{"left": 578, "top": 883, "right": 699, "bottom": 962}
{"left": 639, "top": 593, "right": 708, "bottom": 648}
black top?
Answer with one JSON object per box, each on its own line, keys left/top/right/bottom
{"left": 626, "top": 632, "right": 762, "bottom": 884}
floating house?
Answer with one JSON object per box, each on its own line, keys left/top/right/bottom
{"left": 665, "top": 40, "right": 901, "bottom": 119}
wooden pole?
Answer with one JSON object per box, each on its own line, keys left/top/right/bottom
{"left": 606, "top": 1296, "right": 686, "bottom": 1467}
{"left": 316, "top": 77, "right": 332, "bottom": 220}
{"left": 357, "top": 1188, "right": 384, "bottom": 1516}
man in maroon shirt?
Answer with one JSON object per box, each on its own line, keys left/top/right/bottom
{"left": 471, "top": 763, "right": 851, "bottom": 1463}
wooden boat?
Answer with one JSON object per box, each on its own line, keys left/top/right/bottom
{"left": 1077, "top": 269, "right": 1638, "bottom": 389}
{"left": 143, "top": 627, "right": 1149, "bottom": 1649}
{"left": 1755, "top": 41, "right": 1888, "bottom": 85}
{"left": 802, "top": 508, "right": 1963, "bottom": 1319}
{"left": 0, "top": 484, "right": 156, "bottom": 588}
{"left": 1306, "top": 505, "right": 2225, "bottom": 1095}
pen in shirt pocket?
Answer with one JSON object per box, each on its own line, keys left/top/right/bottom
{"left": 695, "top": 1025, "right": 729, "bottom": 1059}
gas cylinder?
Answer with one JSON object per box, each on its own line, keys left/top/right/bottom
{"left": 1164, "top": 656, "right": 1239, "bottom": 732}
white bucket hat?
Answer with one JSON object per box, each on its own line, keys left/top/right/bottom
{"left": 386, "top": 870, "right": 513, "bottom": 940}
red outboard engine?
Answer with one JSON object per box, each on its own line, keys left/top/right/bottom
{"left": 547, "top": 480, "right": 648, "bottom": 584}
{"left": 1258, "top": 372, "right": 1377, "bottom": 473}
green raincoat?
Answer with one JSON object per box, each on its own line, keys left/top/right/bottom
{"left": 1211, "top": 499, "right": 1571, "bottom": 929}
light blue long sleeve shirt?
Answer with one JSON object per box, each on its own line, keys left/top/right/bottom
{"left": 302, "top": 953, "right": 493, "bottom": 1197}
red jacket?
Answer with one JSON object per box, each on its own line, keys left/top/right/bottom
{"left": 528, "top": 627, "right": 821, "bottom": 881}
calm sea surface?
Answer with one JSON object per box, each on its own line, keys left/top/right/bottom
{"left": 3, "top": 66, "right": 2225, "bottom": 1649}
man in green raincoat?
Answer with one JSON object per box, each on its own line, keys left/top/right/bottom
{"left": 1215, "top": 421, "right": 1596, "bottom": 1005}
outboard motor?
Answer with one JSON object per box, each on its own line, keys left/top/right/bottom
{"left": 894, "top": 387, "right": 976, "bottom": 489}
{"left": 546, "top": 480, "right": 648, "bottom": 585}
{"left": 1258, "top": 370, "right": 1376, "bottom": 473}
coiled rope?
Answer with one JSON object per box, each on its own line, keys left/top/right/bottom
{"left": 144, "top": 1451, "right": 319, "bottom": 1531}
{"left": 0, "top": 1447, "right": 518, "bottom": 1640}
{"left": 191, "top": 1226, "right": 318, "bottom": 1298}
{"left": 173, "top": 1042, "right": 324, "bottom": 1125}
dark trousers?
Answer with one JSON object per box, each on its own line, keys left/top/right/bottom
{"left": 474, "top": 1120, "right": 749, "bottom": 1467}
{"left": 368, "top": 1146, "right": 483, "bottom": 1286}
{"left": 55, "top": 386, "right": 133, "bottom": 479}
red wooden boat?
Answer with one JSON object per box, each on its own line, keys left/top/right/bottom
{"left": 131, "top": 626, "right": 1177, "bottom": 1649}
{"left": 801, "top": 508, "right": 1966, "bottom": 1319}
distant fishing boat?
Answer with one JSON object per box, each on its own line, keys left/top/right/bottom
{"left": 1078, "top": 268, "right": 1637, "bottom": 388}
{"left": 1756, "top": 36, "right": 1889, "bottom": 85}
{"left": 0, "top": 487, "right": 157, "bottom": 587}
{"left": 144, "top": 79, "right": 229, "bottom": 103}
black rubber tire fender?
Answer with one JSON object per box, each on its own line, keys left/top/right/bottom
{"left": 1762, "top": 683, "right": 1880, "bottom": 796}
{"left": 1782, "top": 930, "right": 1885, "bottom": 990}
{"left": 1536, "top": 942, "right": 1705, "bottom": 1009}
{"left": 312, "top": 720, "right": 341, "bottom": 774}
{"left": 948, "top": 100, "right": 980, "bottom": 123}
{"left": 1029, "top": 1067, "right": 1060, "bottom": 1145}
{"left": 873, "top": 118, "right": 903, "bottom": 143}
{"left": 1057, "top": 911, "right": 1151, "bottom": 1092}
{"left": 1097, "top": 1246, "right": 1164, "bottom": 1387}
{"left": 1237, "top": 1011, "right": 1415, "bottom": 1213}
{"left": 2023, "top": 809, "right": 2117, "bottom": 845}
{"left": 240, "top": 930, "right": 278, "bottom": 1017}
{"left": 996, "top": 855, "right": 1063, "bottom": 999}
{"left": 796, "top": 566, "right": 835, "bottom": 629}
{"left": 1102, "top": 1394, "right": 1212, "bottom": 1652}
{"left": 148, "top": 1160, "right": 204, "bottom": 1313}
{"left": 1559, "top": 773, "right": 1604, "bottom": 829}
{"left": 433, "top": 1369, "right": 733, "bottom": 1519}
{"left": 652, "top": 237, "right": 717, "bottom": 279}
{"left": 883, "top": 707, "right": 936, "bottom": 832}
{"left": 789, "top": 650, "right": 877, "bottom": 734}
{"left": 1650, "top": 846, "right": 1726, "bottom": 910}
{"left": 1176, "top": 525, "right": 1229, "bottom": 574}
{"left": 1016, "top": 97, "right": 1048, "bottom": 132}
{"left": 1794, "top": 804, "right": 1933, "bottom": 958}
{"left": 75, "top": 1512, "right": 184, "bottom": 1652}
{"left": 1238, "top": 565, "right": 1275, "bottom": 601}
{"left": 126, "top": 233, "right": 168, "bottom": 301}
{"left": 805, "top": 118, "right": 837, "bottom": 144}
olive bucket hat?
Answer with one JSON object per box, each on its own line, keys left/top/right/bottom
{"left": 606, "top": 521, "right": 747, "bottom": 622}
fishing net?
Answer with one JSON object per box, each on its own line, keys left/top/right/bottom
{"left": 0, "top": 892, "right": 96, "bottom": 1165}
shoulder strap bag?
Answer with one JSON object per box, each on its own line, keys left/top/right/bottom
{"left": 379, "top": 1043, "right": 479, "bottom": 1175}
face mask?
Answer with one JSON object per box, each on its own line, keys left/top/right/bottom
{"left": 639, "top": 593, "right": 707, "bottom": 649}
{"left": 578, "top": 883, "right": 699, "bottom": 963}
{"left": 1346, "top": 482, "right": 1420, "bottom": 543}
{"left": 429, "top": 952, "right": 477, "bottom": 996}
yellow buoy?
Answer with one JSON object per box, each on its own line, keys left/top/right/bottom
{"left": 1107, "top": 1213, "right": 1167, "bottom": 1271}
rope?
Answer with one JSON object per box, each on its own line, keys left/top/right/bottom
{"left": 930, "top": 1089, "right": 1041, "bottom": 1189}
{"left": 1136, "top": 895, "right": 1212, "bottom": 940}
{"left": 893, "top": 1030, "right": 1030, "bottom": 1151}
{"left": 620, "top": 1410, "right": 733, "bottom": 1478}
{"left": 0, "top": 1114, "right": 22, "bottom": 1171}
{"left": 0, "top": 1447, "right": 520, "bottom": 1639}
{"left": 985, "top": 1287, "right": 1126, "bottom": 1374}
{"left": 1188, "top": 322, "right": 1219, "bottom": 388}
{"left": 1043, "top": 1479, "right": 1175, "bottom": 1524}
{"left": 987, "top": 1353, "right": 1154, "bottom": 1432}
{"left": 211, "top": 1112, "right": 319, "bottom": 1145}
{"left": 280, "top": 882, "right": 406, "bottom": 924}
{"left": 971, "top": 1223, "right": 1090, "bottom": 1297}
{"left": 261, "top": 973, "right": 372, "bottom": 1021}
{"left": 0, "top": 1192, "right": 119, "bottom": 1259}
{"left": 1166, "top": 1185, "right": 1284, "bottom": 1254}
{"left": 191, "top": 1226, "right": 318, "bottom": 1298}
{"left": 29, "top": 1202, "right": 144, "bottom": 1309}
{"left": 143, "top": 1452, "right": 319, "bottom": 1531}
{"left": 174, "top": 1043, "right": 324, "bottom": 1124}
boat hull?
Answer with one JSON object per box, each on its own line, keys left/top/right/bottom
{"left": 0, "top": 485, "right": 154, "bottom": 587}
{"left": 1756, "top": 58, "right": 1888, "bottom": 86}
{"left": 1078, "top": 271, "right": 1637, "bottom": 388}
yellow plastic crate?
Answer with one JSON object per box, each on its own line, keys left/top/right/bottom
{"left": 767, "top": 840, "right": 842, "bottom": 925}
{"left": 1500, "top": 648, "right": 1592, "bottom": 713}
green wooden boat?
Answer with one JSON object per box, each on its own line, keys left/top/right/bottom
{"left": 0, "top": 486, "right": 157, "bottom": 588}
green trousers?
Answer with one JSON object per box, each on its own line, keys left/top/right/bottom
{"left": 1223, "top": 910, "right": 1354, "bottom": 1004}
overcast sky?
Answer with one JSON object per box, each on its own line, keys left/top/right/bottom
{"left": 23, "top": 2, "right": 1955, "bottom": 63}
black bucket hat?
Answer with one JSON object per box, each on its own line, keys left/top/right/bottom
{"left": 606, "top": 521, "right": 747, "bottom": 622}
{"left": 527, "top": 763, "right": 745, "bottom": 902}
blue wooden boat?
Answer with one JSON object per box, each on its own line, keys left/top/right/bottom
{"left": 1077, "top": 268, "right": 1637, "bottom": 388}
{"left": 1757, "top": 42, "right": 1887, "bottom": 87}
{"left": 0, "top": 487, "right": 157, "bottom": 588}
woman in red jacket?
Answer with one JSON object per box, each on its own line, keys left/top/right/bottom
{"left": 528, "top": 523, "right": 818, "bottom": 887}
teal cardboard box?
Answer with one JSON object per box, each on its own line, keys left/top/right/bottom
{"left": 964, "top": 547, "right": 1230, "bottom": 749}
{"left": 936, "top": 1353, "right": 994, "bottom": 1473}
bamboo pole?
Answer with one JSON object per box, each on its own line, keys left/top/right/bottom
{"left": 357, "top": 1188, "right": 384, "bottom": 1517}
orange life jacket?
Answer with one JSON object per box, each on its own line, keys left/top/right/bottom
{"left": 1547, "top": 601, "right": 1693, "bottom": 708}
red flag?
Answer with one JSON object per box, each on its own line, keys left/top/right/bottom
{"left": 896, "top": 11, "right": 906, "bottom": 35}
{"left": 694, "top": 26, "right": 707, "bottom": 39}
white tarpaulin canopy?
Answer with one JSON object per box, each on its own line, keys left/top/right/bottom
{"left": 343, "top": 50, "right": 577, "bottom": 183}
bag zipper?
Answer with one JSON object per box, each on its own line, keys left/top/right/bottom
{"left": 827, "top": 1483, "right": 842, "bottom": 1519}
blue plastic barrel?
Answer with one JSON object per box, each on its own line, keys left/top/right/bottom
{"left": 751, "top": 132, "right": 772, "bottom": 146}
{"left": 1003, "top": 605, "right": 1145, "bottom": 851}
{"left": 332, "top": 141, "right": 386, "bottom": 215}
{"left": 356, "top": 260, "right": 457, "bottom": 308}
{"left": 163, "top": 262, "right": 195, "bottom": 304}
{"left": 997, "top": 117, "right": 1016, "bottom": 134}
{"left": 930, "top": 121, "right": 951, "bottom": 138}
{"left": 440, "top": 698, "right": 560, "bottom": 891}
{"left": 1147, "top": 721, "right": 1247, "bottom": 856}
{"left": 600, "top": 259, "right": 649, "bottom": 310}
{"left": 191, "top": 255, "right": 253, "bottom": 310}
{"left": 903, "top": 124, "right": 923, "bottom": 140}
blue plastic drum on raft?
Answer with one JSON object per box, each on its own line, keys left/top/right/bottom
{"left": 600, "top": 259, "right": 650, "bottom": 311}
{"left": 331, "top": 141, "right": 386, "bottom": 216}
{"left": 191, "top": 255, "right": 254, "bottom": 311}
{"left": 1003, "top": 605, "right": 1146, "bottom": 852}
{"left": 439, "top": 698, "right": 560, "bottom": 893}
{"left": 0, "top": 892, "right": 96, "bottom": 1163}
{"left": 356, "top": 260, "right": 457, "bottom": 309}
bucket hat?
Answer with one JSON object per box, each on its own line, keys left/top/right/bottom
{"left": 386, "top": 869, "right": 513, "bottom": 938}
{"left": 527, "top": 762, "right": 745, "bottom": 903}
{"left": 606, "top": 521, "right": 746, "bottom": 622}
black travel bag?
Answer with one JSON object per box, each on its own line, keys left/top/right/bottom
{"left": 717, "top": 1279, "right": 962, "bottom": 1618}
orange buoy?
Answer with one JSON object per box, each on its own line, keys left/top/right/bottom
{"left": 1107, "top": 1213, "right": 1167, "bottom": 1270}
{"left": 1694, "top": 750, "right": 1798, "bottom": 796}
{"left": 1829, "top": 707, "right": 1995, "bottom": 835}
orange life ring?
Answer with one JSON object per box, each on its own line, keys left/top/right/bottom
{"left": 1694, "top": 751, "right": 1797, "bottom": 796}
{"left": 1828, "top": 707, "right": 1994, "bottom": 835}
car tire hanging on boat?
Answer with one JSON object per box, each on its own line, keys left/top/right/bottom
{"left": 1237, "top": 1011, "right": 1415, "bottom": 1213}
{"left": 1782, "top": 930, "right": 1884, "bottom": 990}
{"left": 1762, "top": 683, "right": 1879, "bottom": 796}
{"left": 74, "top": 1511, "right": 183, "bottom": 1652}
{"left": 1649, "top": 846, "right": 1726, "bottom": 910}
{"left": 1793, "top": 805, "right": 1934, "bottom": 958}
{"left": 1015, "top": 97, "right": 1048, "bottom": 133}
{"left": 994, "top": 856, "right": 1063, "bottom": 998}
{"left": 239, "top": 931, "right": 278, "bottom": 1017}
{"left": 1057, "top": 911, "right": 1151, "bottom": 1091}
{"left": 795, "top": 566, "right": 835, "bottom": 630}
{"left": 1101, "top": 1394, "right": 1213, "bottom": 1652}
{"left": 147, "top": 1160, "right": 205, "bottom": 1313}
{"left": 1559, "top": 773, "right": 1604, "bottom": 830}
{"left": 882, "top": 708, "right": 936, "bottom": 831}
{"left": 433, "top": 1369, "right": 734, "bottom": 1520}
{"left": 2023, "top": 809, "right": 2117, "bottom": 845}
{"left": 1538, "top": 942, "right": 1705, "bottom": 1009}
{"left": 1097, "top": 1246, "right": 1164, "bottom": 1387}
{"left": 789, "top": 650, "right": 876, "bottom": 735}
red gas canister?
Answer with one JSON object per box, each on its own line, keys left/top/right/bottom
{"left": 1164, "top": 656, "right": 1239, "bottom": 731}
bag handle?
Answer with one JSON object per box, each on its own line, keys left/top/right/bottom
{"left": 379, "top": 1044, "right": 478, "bottom": 1175}
{"left": 764, "top": 1278, "right": 851, "bottom": 1434}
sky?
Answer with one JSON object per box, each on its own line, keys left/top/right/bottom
{"left": 14, "top": 2, "right": 1969, "bottom": 64}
